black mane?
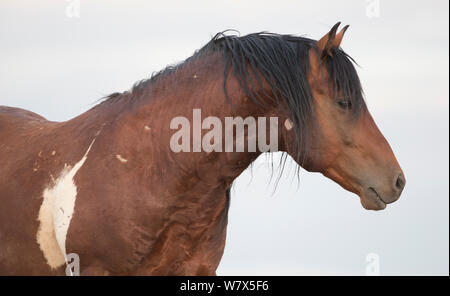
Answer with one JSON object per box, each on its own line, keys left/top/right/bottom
{"left": 104, "top": 31, "right": 365, "bottom": 164}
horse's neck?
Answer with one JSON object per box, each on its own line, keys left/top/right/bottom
{"left": 73, "top": 54, "right": 284, "bottom": 200}
{"left": 98, "top": 92, "right": 268, "bottom": 197}
{"left": 126, "top": 92, "right": 264, "bottom": 197}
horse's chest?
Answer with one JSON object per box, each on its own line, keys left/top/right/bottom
{"left": 130, "top": 205, "right": 229, "bottom": 275}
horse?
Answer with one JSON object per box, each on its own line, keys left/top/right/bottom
{"left": 0, "top": 22, "right": 405, "bottom": 275}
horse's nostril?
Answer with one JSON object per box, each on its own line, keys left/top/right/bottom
{"left": 395, "top": 173, "right": 405, "bottom": 192}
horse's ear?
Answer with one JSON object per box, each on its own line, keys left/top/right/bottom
{"left": 316, "top": 22, "right": 342, "bottom": 59}
{"left": 333, "top": 25, "right": 350, "bottom": 48}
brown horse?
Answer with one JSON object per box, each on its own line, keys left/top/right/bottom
{"left": 0, "top": 23, "right": 405, "bottom": 275}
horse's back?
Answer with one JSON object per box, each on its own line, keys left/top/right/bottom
{"left": 0, "top": 106, "right": 47, "bottom": 130}
{"left": 0, "top": 106, "right": 49, "bottom": 157}
{"left": 0, "top": 106, "right": 50, "bottom": 171}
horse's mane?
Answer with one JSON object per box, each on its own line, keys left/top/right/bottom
{"left": 103, "top": 30, "right": 365, "bottom": 165}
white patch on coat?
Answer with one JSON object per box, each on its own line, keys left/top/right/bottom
{"left": 284, "top": 118, "right": 293, "bottom": 131}
{"left": 36, "top": 139, "right": 96, "bottom": 269}
{"left": 116, "top": 154, "right": 128, "bottom": 163}
{"left": 144, "top": 125, "right": 151, "bottom": 131}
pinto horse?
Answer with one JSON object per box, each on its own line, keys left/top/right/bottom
{"left": 0, "top": 23, "right": 405, "bottom": 275}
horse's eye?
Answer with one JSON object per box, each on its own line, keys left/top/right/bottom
{"left": 337, "top": 99, "right": 352, "bottom": 110}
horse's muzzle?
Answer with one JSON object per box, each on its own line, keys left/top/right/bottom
{"left": 360, "top": 172, "right": 406, "bottom": 211}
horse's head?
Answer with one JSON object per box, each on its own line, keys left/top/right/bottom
{"left": 284, "top": 23, "right": 405, "bottom": 210}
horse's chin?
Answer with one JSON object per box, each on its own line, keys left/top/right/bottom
{"left": 359, "top": 188, "right": 387, "bottom": 211}
{"left": 320, "top": 168, "right": 387, "bottom": 211}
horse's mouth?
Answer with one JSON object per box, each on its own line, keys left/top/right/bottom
{"left": 360, "top": 187, "right": 387, "bottom": 211}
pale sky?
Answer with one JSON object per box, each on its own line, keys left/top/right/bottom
{"left": 0, "top": 0, "right": 448, "bottom": 275}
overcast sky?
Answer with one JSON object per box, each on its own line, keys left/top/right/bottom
{"left": 0, "top": 0, "right": 448, "bottom": 275}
